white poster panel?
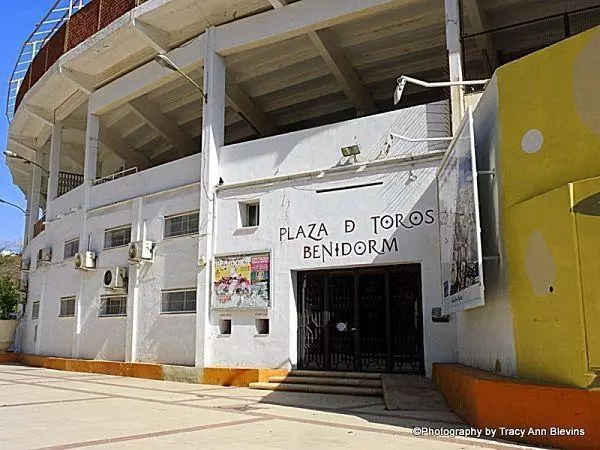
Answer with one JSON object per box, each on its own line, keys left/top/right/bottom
{"left": 212, "top": 252, "right": 271, "bottom": 309}
{"left": 437, "top": 108, "right": 485, "bottom": 314}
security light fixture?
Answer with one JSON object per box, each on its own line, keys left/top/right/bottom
{"left": 4, "top": 151, "right": 49, "bottom": 174}
{"left": 393, "top": 75, "right": 489, "bottom": 105}
{"left": 0, "top": 198, "right": 27, "bottom": 214}
{"left": 154, "top": 54, "right": 207, "bottom": 101}
{"left": 341, "top": 144, "right": 361, "bottom": 158}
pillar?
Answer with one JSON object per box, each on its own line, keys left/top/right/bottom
{"left": 27, "top": 153, "right": 42, "bottom": 243}
{"left": 445, "top": 0, "right": 464, "bottom": 132}
{"left": 73, "top": 110, "right": 100, "bottom": 359}
{"left": 195, "top": 27, "right": 226, "bottom": 367}
{"left": 46, "top": 121, "right": 63, "bottom": 220}
{"left": 126, "top": 198, "right": 144, "bottom": 362}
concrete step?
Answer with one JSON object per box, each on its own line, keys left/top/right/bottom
{"left": 249, "top": 382, "right": 383, "bottom": 397}
{"left": 288, "top": 370, "right": 382, "bottom": 380}
{"left": 268, "top": 376, "right": 382, "bottom": 388}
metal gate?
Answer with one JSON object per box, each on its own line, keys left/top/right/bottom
{"left": 297, "top": 265, "right": 424, "bottom": 374}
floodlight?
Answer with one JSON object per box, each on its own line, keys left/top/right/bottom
{"left": 154, "top": 54, "right": 206, "bottom": 100}
{"left": 393, "top": 77, "right": 407, "bottom": 105}
{"left": 341, "top": 145, "right": 361, "bottom": 158}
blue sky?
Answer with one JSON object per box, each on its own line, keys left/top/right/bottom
{"left": 0, "top": 2, "right": 50, "bottom": 248}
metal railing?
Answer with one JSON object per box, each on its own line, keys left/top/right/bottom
{"left": 33, "top": 216, "right": 46, "bottom": 239}
{"left": 58, "top": 171, "right": 84, "bottom": 196}
{"left": 6, "top": 1, "right": 89, "bottom": 122}
{"left": 460, "top": 4, "right": 600, "bottom": 87}
{"left": 91, "top": 167, "right": 138, "bottom": 186}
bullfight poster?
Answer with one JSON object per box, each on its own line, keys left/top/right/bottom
{"left": 437, "top": 107, "right": 485, "bottom": 314}
{"left": 212, "top": 253, "right": 271, "bottom": 309}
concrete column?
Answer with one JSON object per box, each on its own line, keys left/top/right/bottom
{"left": 73, "top": 111, "right": 100, "bottom": 359}
{"left": 46, "top": 121, "right": 63, "bottom": 220}
{"left": 27, "top": 153, "right": 43, "bottom": 243}
{"left": 444, "top": 0, "right": 464, "bottom": 132}
{"left": 84, "top": 114, "right": 100, "bottom": 183}
{"left": 195, "top": 27, "right": 226, "bottom": 367}
{"left": 23, "top": 173, "right": 32, "bottom": 247}
{"left": 126, "top": 198, "right": 144, "bottom": 362}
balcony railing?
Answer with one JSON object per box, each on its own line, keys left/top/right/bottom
{"left": 460, "top": 4, "right": 600, "bottom": 88}
{"left": 33, "top": 216, "right": 46, "bottom": 239}
{"left": 58, "top": 171, "right": 84, "bottom": 196}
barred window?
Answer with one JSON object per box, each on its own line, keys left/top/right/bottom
{"left": 99, "top": 296, "right": 127, "bottom": 317}
{"left": 32, "top": 301, "right": 40, "bottom": 320}
{"left": 104, "top": 226, "right": 131, "bottom": 249}
{"left": 161, "top": 289, "right": 197, "bottom": 313}
{"left": 59, "top": 297, "right": 76, "bottom": 317}
{"left": 64, "top": 239, "right": 79, "bottom": 260}
{"left": 164, "top": 212, "right": 199, "bottom": 238}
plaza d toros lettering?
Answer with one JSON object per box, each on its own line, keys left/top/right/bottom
{"left": 279, "top": 209, "right": 435, "bottom": 263}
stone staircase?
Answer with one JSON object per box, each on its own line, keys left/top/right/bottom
{"left": 249, "top": 370, "right": 383, "bottom": 397}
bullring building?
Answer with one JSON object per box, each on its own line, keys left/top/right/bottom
{"left": 5, "top": 0, "right": 600, "bottom": 399}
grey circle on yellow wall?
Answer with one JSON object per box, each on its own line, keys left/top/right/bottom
{"left": 521, "top": 129, "right": 544, "bottom": 154}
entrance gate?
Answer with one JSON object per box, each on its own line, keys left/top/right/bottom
{"left": 298, "top": 264, "right": 424, "bottom": 374}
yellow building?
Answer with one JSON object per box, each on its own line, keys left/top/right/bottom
{"left": 470, "top": 25, "right": 600, "bottom": 389}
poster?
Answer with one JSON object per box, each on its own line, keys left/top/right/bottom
{"left": 213, "top": 253, "right": 271, "bottom": 309}
{"left": 437, "top": 108, "right": 485, "bottom": 314}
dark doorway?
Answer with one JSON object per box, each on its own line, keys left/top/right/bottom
{"left": 297, "top": 264, "right": 424, "bottom": 374}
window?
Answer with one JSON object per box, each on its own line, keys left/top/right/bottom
{"left": 240, "top": 201, "right": 260, "bottom": 228}
{"left": 164, "top": 212, "right": 199, "bottom": 238}
{"left": 255, "top": 318, "right": 269, "bottom": 335}
{"left": 104, "top": 226, "right": 131, "bottom": 249}
{"left": 161, "top": 289, "right": 196, "bottom": 313}
{"left": 31, "top": 301, "right": 40, "bottom": 320}
{"left": 99, "top": 296, "right": 127, "bottom": 317}
{"left": 59, "top": 297, "right": 76, "bottom": 317}
{"left": 64, "top": 238, "right": 79, "bottom": 260}
{"left": 219, "top": 318, "right": 232, "bottom": 335}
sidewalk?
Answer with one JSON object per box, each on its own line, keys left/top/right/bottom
{"left": 0, "top": 363, "right": 534, "bottom": 449}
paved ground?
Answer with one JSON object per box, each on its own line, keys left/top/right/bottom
{"left": 0, "top": 363, "right": 534, "bottom": 449}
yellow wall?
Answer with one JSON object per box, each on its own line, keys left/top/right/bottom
{"left": 496, "top": 26, "right": 600, "bottom": 387}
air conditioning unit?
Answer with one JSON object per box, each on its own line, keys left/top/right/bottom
{"left": 37, "top": 248, "right": 52, "bottom": 263}
{"left": 103, "top": 267, "right": 128, "bottom": 290}
{"left": 19, "top": 278, "right": 28, "bottom": 293}
{"left": 74, "top": 251, "right": 96, "bottom": 270}
{"left": 18, "top": 292, "right": 27, "bottom": 304}
{"left": 128, "top": 240, "right": 154, "bottom": 262}
{"left": 20, "top": 258, "right": 30, "bottom": 270}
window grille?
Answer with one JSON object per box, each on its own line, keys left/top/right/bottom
{"left": 32, "top": 301, "right": 40, "bottom": 320}
{"left": 164, "top": 212, "right": 199, "bottom": 238}
{"left": 104, "top": 226, "right": 131, "bottom": 249}
{"left": 59, "top": 297, "right": 76, "bottom": 317}
{"left": 161, "top": 289, "right": 197, "bottom": 313}
{"left": 64, "top": 238, "right": 79, "bottom": 259}
{"left": 99, "top": 296, "right": 127, "bottom": 316}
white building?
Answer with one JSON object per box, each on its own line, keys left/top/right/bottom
{"left": 6, "top": 0, "right": 595, "bottom": 380}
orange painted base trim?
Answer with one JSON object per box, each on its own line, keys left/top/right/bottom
{"left": 8, "top": 354, "right": 288, "bottom": 388}
{"left": 0, "top": 353, "right": 18, "bottom": 363}
{"left": 202, "top": 367, "right": 289, "bottom": 387}
{"left": 17, "top": 354, "right": 162, "bottom": 380}
{"left": 433, "top": 364, "right": 600, "bottom": 450}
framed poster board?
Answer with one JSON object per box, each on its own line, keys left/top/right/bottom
{"left": 437, "top": 107, "right": 485, "bottom": 314}
{"left": 212, "top": 252, "right": 271, "bottom": 309}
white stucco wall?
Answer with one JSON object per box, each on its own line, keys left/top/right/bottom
{"left": 209, "top": 105, "right": 458, "bottom": 375}
{"left": 21, "top": 103, "right": 460, "bottom": 376}
{"left": 456, "top": 77, "right": 517, "bottom": 376}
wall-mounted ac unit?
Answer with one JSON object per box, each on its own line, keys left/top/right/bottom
{"left": 20, "top": 258, "right": 30, "bottom": 270}
{"left": 37, "top": 248, "right": 52, "bottom": 263}
{"left": 103, "top": 267, "right": 128, "bottom": 290}
{"left": 74, "top": 251, "right": 96, "bottom": 270}
{"left": 128, "top": 240, "right": 154, "bottom": 262}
